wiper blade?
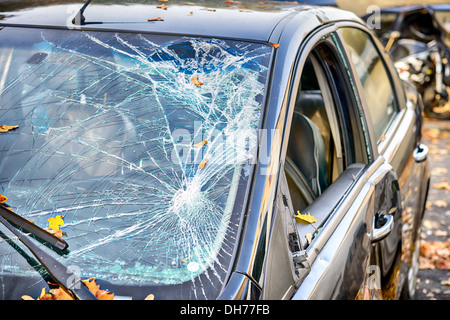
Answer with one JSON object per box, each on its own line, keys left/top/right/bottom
{"left": 0, "top": 204, "right": 68, "bottom": 251}
{"left": 0, "top": 209, "right": 97, "bottom": 300}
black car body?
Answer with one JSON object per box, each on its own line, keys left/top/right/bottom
{"left": 0, "top": 0, "right": 429, "bottom": 300}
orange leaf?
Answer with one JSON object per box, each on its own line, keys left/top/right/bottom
{"left": 0, "top": 194, "right": 11, "bottom": 203}
{"left": 270, "top": 43, "right": 280, "bottom": 49}
{"left": 0, "top": 124, "right": 19, "bottom": 132}
{"left": 157, "top": 4, "right": 168, "bottom": 10}
{"left": 145, "top": 294, "right": 155, "bottom": 300}
{"left": 199, "top": 158, "right": 208, "bottom": 169}
{"left": 192, "top": 140, "right": 207, "bottom": 148}
{"left": 191, "top": 76, "right": 203, "bottom": 86}
{"left": 82, "top": 277, "right": 114, "bottom": 300}
{"left": 147, "top": 17, "right": 164, "bottom": 22}
{"left": 49, "top": 287, "right": 75, "bottom": 300}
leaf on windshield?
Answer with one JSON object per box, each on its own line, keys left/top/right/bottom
{"left": 191, "top": 76, "right": 204, "bottom": 86}
{"left": 47, "top": 215, "right": 64, "bottom": 231}
{"left": 0, "top": 194, "right": 11, "bottom": 203}
{"left": 270, "top": 43, "right": 280, "bottom": 49}
{"left": 21, "top": 278, "right": 118, "bottom": 300}
{"left": 0, "top": 124, "right": 19, "bottom": 133}
{"left": 192, "top": 140, "right": 207, "bottom": 148}
{"left": 295, "top": 211, "right": 318, "bottom": 224}
{"left": 199, "top": 158, "right": 208, "bottom": 169}
{"left": 82, "top": 278, "right": 115, "bottom": 300}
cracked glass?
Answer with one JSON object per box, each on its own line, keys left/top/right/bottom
{"left": 0, "top": 27, "right": 271, "bottom": 298}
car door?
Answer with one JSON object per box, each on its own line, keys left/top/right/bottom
{"left": 337, "top": 25, "right": 429, "bottom": 299}
{"left": 261, "top": 27, "right": 404, "bottom": 300}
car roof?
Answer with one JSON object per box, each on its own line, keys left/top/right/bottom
{"left": 0, "top": 0, "right": 360, "bottom": 42}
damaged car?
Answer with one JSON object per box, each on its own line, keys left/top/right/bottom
{"left": 0, "top": 0, "right": 429, "bottom": 300}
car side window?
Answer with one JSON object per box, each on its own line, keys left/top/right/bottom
{"left": 340, "top": 28, "right": 399, "bottom": 141}
{"left": 339, "top": 28, "right": 400, "bottom": 142}
{"left": 284, "top": 40, "right": 360, "bottom": 212}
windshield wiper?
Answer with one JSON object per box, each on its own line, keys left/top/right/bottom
{"left": 0, "top": 206, "right": 97, "bottom": 300}
{"left": 0, "top": 204, "right": 68, "bottom": 251}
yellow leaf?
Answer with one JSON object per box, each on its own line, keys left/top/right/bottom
{"left": 433, "top": 182, "right": 450, "bottom": 191}
{"left": 21, "top": 295, "right": 35, "bottom": 300}
{"left": 145, "top": 294, "right": 155, "bottom": 300}
{"left": 0, "top": 124, "right": 19, "bottom": 133}
{"left": 295, "top": 211, "right": 318, "bottom": 224}
{"left": 305, "top": 233, "right": 313, "bottom": 244}
{"left": 47, "top": 215, "right": 64, "bottom": 231}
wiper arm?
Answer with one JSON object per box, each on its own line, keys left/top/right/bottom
{"left": 0, "top": 204, "right": 68, "bottom": 251}
{"left": 0, "top": 209, "right": 97, "bottom": 300}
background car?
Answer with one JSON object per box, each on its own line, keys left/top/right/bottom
{"left": 0, "top": 0, "right": 429, "bottom": 300}
{"left": 363, "top": 4, "right": 450, "bottom": 119}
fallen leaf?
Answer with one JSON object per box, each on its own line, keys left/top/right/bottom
{"left": 270, "top": 43, "right": 280, "bottom": 48}
{"left": 192, "top": 140, "right": 207, "bottom": 148}
{"left": 157, "top": 3, "right": 168, "bottom": 9}
{"left": 434, "top": 200, "right": 448, "bottom": 208}
{"left": 145, "top": 294, "right": 155, "bottom": 300}
{"left": 184, "top": 2, "right": 196, "bottom": 5}
{"left": 225, "top": 0, "right": 240, "bottom": 4}
{"left": 200, "top": 7, "right": 216, "bottom": 11}
{"left": 433, "top": 182, "right": 450, "bottom": 191}
{"left": 199, "top": 158, "right": 208, "bottom": 169}
{"left": 147, "top": 17, "right": 164, "bottom": 22}
{"left": 191, "top": 76, "right": 203, "bottom": 86}
{"left": 0, "top": 194, "right": 10, "bottom": 203}
{"left": 47, "top": 215, "right": 64, "bottom": 231}
{"left": 0, "top": 124, "right": 19, "bottom": 133}
{"left": 295, "top": 211, "right": 318, "bottom": 224}
{"left": 420, "top": 240, "right": 450, "bottom": 270}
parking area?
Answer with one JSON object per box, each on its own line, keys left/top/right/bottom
{"left": 415, "top": 116, "right": 450, "bottom": 300}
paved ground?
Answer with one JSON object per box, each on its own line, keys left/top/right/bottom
{"left": 414, "top": 117, "right": 450, "bottom": 300}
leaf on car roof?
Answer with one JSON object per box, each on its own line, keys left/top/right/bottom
{"left": 295, "top": 211, "right": 318, "bottom": 224}
{"left": 157, "top": 4, "right": 168, "bottom": 10}
{"left": 0, "top": 124, "right": 19, "bottom": 133}
{"left": 147, "top": 17, "right": 164, "bottom": 22}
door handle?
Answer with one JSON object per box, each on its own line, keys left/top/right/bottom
{"left": 371, "top": 212, "right": 394, "bottom": 243}
{"left": 413, "top": 143, "right": 428, "bottom": 163}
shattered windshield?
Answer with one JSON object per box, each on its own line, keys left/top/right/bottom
{"left": 0, "top": 27, "right": 271, "bottom": 297}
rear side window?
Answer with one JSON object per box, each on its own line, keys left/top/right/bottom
{"left": 339, "top": 28, "right": 399, "bottom": 142}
